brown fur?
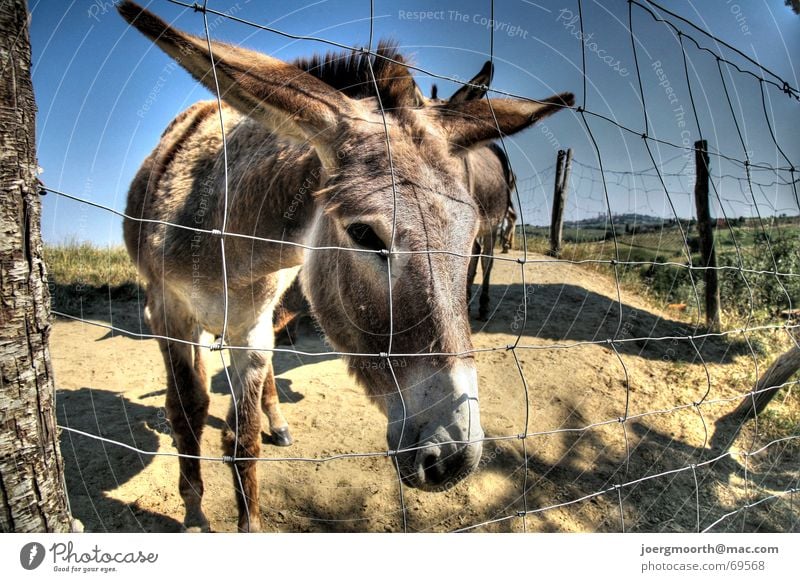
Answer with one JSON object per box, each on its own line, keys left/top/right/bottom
{"left": 118, "top": 1, "right": 573, "bottom": 531}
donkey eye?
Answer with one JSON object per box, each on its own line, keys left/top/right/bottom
{"left": 346, "top": 223, "right": 387, "bottom": 254}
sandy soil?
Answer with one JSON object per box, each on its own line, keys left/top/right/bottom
{"left": 50, "top": 251, "right": 799, "bottom": 532}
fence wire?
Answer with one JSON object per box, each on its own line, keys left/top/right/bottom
{"left": 44, "top": 0, "right": 800, "bottom": 533}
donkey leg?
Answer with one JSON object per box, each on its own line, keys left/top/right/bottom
{"left": 261, "top": 362, "right": 293, "bottom": 446}
{"left": 478, "top": 235, "right": 494, "bottom": 321}
{"left": 501, "top": 223, "right": 512, "bottom": 253}
{"left": 466, "top": 239, "right": 481, "bottom": 310}
{"left": 148, "top": 297, "right": 210, "bottom": 532}
{"left": 223, "top": 317, "right": 273, "bottom": 532}
{"left": 504, "top": 227, "right": 514, "bottom": 253}
{"left": 503, "top": 222, "right": 515, "bottom": 252}
{"left": 193, "top": 327, "right": 211, "bottom": 392}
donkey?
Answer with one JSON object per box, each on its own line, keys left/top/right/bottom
{"left": 430, "top": 63, "right": 519, "bottom": 320}
{"left": 118, "top": 1, "right": 573, "bottom": 532}
{"left": 272, "top": 63, "right": 519, "bottom": 341}
{"left": 464, "top": 141, "right": 517, "bottom": 320}
{"left": 499, "top": 206, "right": 517, "bottom": 253}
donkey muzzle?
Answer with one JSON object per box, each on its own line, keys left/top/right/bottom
{"left": 406, "top": 425, "right": 484, "bottom": 491}
{"left": 387, "top": 362, "right": 484, "bottom": 490}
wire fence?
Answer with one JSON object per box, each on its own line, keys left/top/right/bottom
{"left": 44, "top": 0, "right": 799, "bottom": 532}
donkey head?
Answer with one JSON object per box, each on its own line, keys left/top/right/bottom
{"left": 119, "top": 1, "right": 573, "bottom": 491}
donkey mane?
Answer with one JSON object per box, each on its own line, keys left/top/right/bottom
{"left": 292, "top": 40, "right": 422, "bottom": 111}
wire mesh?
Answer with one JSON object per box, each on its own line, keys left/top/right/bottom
{"left": 42, "top": 0, "right": 800, "bottom": 533}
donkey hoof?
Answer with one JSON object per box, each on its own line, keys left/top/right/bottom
{"left": 238, "top": 515, "right": 263, "bottom": 533}
{"left": 181, "top": 519, "right": 210, "bottom": 533}
{"left": 271, "top": 427, "right": 293, "bottom": 447}
{"left": 181, "top": 506, "right": 210, "bottom": 532}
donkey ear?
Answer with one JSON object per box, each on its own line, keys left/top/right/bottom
{"left": 447, "top": 61, "right": 493, "bottom": 104}
{"left": 118, "top": 1, "right": 356, "bottom": 148}
{"left": 433, "top": 92, "right": 574, "bottom": 149}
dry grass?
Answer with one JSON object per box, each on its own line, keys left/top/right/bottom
{"left": 44, "top": 240, "right": 140, "bottom": 312}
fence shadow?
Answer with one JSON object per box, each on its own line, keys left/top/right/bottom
{"left": 51, "top": 281, "right": 752, "bottom": 364}
{"left": 55, "top": 388, "right": 796, "bottom": 532}
{"left": 56, "top": 386, "right": 183, "bottom": 532}
{"left": 51, "top": 285, "right": 150, "bottom": 342}
{"left": 54, "top": 291, "right": 340, "bottom": 378}
{"left": 473, "top": 283, "right": 751, "bottom": 363}
{"left": 399, "top": 398, "right": 796, "bottom": 532}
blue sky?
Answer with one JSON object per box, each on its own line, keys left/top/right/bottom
{"left": 30, "top": 0, "right": 800, "bottom": 245}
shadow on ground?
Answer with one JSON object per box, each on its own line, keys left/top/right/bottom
{"left": 51, "top": 282, "right": 149, "bottom": 341}
{"left": 56, "top": 385, "right": 796, "bottom": 531}
{"left": 396, "top": 396, "right": 798, "bottom": 533}
{"left": 471, "top": 283, "right": 752, "bottom": 363}
{"left": 54, "top": 281, "right": 751, "bottom": 365}
{"left": 57, "top": 387, "right": 182, "bottom": 532}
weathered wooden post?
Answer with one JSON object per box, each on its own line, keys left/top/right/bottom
{"left": 712, "top": 332, "right": 800, "bottom": 453}
{"left": 0, "top": 0, "right": 74, "bottom": 532}
{"left": 730, "top": 344, "right": 800, "bottom": 420}
{"left": 693, "top": 139, "right": 720, "bottom": 331}
{"left": 549, "top": 148, "right": 572, "bottom": 257}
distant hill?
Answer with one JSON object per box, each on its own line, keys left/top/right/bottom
{"left": 564, "top": 213, "right": 674, "bottom": 229}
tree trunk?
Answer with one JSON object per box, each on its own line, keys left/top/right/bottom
{"left": 0, "top": 0, "right": 73, "bottom": 532}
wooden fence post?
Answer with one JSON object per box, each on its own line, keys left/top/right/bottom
{"left": 712, "top": 340, "right": 800, "bottom": 452}
{"left": 693, "top": 139, "right": 721, "bottom": 331}
{"left": 549, "top": 148, "right": 572, "bottom": 257}
{"left": 0, "top": 0, "right": 74, "bottom": 532}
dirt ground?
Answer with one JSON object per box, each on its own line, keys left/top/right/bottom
{"left": 50, "top": 251, "right": 799, "bottom": 532}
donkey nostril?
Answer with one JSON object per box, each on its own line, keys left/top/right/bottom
{"left": 422, "top": 452, "right": 444, "bottom": 483}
